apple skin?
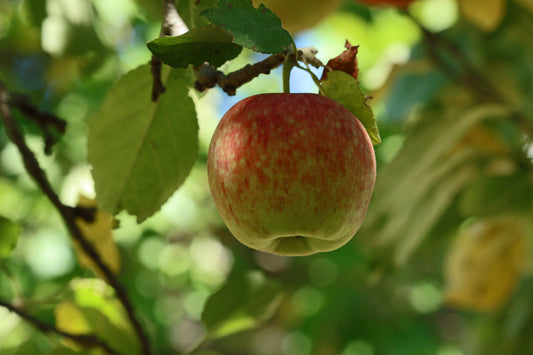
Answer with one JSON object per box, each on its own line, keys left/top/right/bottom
{"left": 252, "top": 0, "right": 342, "bottom": 34}
{"left": 207, "top": 94, "right": 376, "bottom": 256}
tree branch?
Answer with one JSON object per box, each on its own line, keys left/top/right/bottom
{"left": 8, "top": 92, "right": 67, "bottom": 155}
{"left": 414, "top": 22, "right": 501, "bottom": 102}
{"left": 0, "top": 83, "right": 153, "bottom": 355}
{"left": 195, "top": 53, "right": 286, "bottom": 95}
{"left": 406, "top": 13, "right": 533, "bottom": 138}
{"left": 0, "top": 299, "right": 120, "bottom": 355}
{"left": 195, "top": 47, "right": 324, "bottom": 96}
{"left": 151, "top": 0, "right": 189, "bottom": 101}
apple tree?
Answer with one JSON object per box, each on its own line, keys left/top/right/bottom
{"left": 1, "top": 0, "right": 533, "bottom": 354}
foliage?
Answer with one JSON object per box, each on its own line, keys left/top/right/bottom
{"left": 1, "top": 0, "right": 533, "bottom": 354}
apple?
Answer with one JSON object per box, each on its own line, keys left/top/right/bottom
{"left": 252, "top": 0, "right": 342, "bottom": 34}
{"left": 354, "top": 0, "right": 416, "bottom": 8}
{"left": 207, "top": 94, "right": 376, "bottom": 256}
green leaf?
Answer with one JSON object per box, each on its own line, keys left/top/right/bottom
{"left": 88, "top": 64, "right": 198, "bottom": 221}
{"left": 147, "top": 25, "right": 242, "bottom": 68}
{"left": 363, "top": 104, "right": 511, "bottom": 264}
{"left": 177, "top": 0, "right": 219, "bottom": 29}
{"left": 202, "top": 271, "right": 284, "bottom": 339}
{"left": 321, "top": 71, "right": 381, "bottom": 145}
{"left": 23, "top": 0, "right": 47, "bottom": 27}
{"left": 459, "top": 174, "right": 533, "bottom": 217}
{"left": 0, "top": 216, "right": 20, "bottom": 259}
{"left": 133, "top": 0, "right": 162, "bottom": 20}
{"left": 200, "top": 0, "right": 293, "bottom": 53}
{"left": 394, "top": 155, "right": 478, "bottom": 264}
{"left": 55, "top": 278, "right": 139, "bottom": 354}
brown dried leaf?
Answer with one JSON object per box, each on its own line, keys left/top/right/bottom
{"left": 321, "top": 40, "right": 359, "bottom": 81}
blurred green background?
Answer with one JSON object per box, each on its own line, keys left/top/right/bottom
{"left": 1, "top": 0, "right": 533, "bottom": 354}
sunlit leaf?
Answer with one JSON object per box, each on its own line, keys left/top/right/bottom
{"left": 55, "top": 301, "right": 92, "bottom": 334}
{"left": 321, "top": 71, "right": 381, "bottom": 145}
{"left": 73, "top": 195, "right": 120, "bottom": 277}
{"left": 200, "top": 0, "right": 293, "bottom": 53}
{"left": 147, "top": 25, "right": 242, "bottom": 68}
{"left": 202, "top": 271, "right": 284, "bottom": 339}
{"left": 0, "top": 216, "right": 20, "bottom": 259}
{"left": 88, "top": 64, "right": 198, "bottom": 221}
{"left": 55, "top": 278, "right": 139, "bottom": 354}
{"left": 459, "top": 0, "right": 506, "bottom": 32}
{"left": 444, "top": 216, "right": 527, "bottom": 311}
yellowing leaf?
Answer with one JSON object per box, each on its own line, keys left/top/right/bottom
{"left": 55, "top": 301, "right": 93, "bottom": 351}
{"left": 444, "top": 216, "right": 527, "bottom": 311}
{"left": 56, "top": 301, "right": 92, "bottom": 334}
{"left": 55, "top": 278, "right": 140, "bottom": 354}
{"left": 73, "top": 195, "right": 120, "bottom": 277}
{"left": 459, "top": 0, "right": 506, "bottom": 32}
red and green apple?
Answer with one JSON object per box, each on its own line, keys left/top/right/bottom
{"left": 207, "top": 94, "right": 376, "bottom": 256}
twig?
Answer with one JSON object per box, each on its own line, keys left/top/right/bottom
{"left": 195, "top": 47, "right": 323, "bottom": 96}
{"left": 0, "top": 83, "right": 153, "bottom": 355}
{"left": 416, "top": 24, "right": 500, "bottom": 102}
{"left": 405, "top": 12, "right": 533, "bottom": 137}
{"left": 405, "top": 12, "right": 512, "bottom": 104}
{"left": 8, "top": 92, "right": 67, "bottom": 155}
{"left": 0, "top": 299, "right": 120, "bottom": 355}
{"left": 150, "top": 56, "right": 166, "bottom": 101}
{"left": 195, "top": 53, "right": 286, "bottom": 95}
{"left": 151, "top": 0, "right": 189, "bottom": 101}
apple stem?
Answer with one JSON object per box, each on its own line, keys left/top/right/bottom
{"left": 282, "top": 58, "right": 294, "bottom": 94}
{"left": 282, "top": 43, "right": 299, "bottom": 94}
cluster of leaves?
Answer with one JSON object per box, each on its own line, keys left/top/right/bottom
{"left": 359, "top": 0, "right": 533, "bottom": 352}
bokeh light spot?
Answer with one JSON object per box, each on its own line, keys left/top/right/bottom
{"left": 24, "top": 229, "right": 75, "bottom": 279}
{"left": 342, "top": 339, "right": 374, "bottom": 355}
{"left": 408, "top": 282, "right": 442, "bottom": 313}
{"left": 292, "top": 287, "right": 324, "bottom": 317}
{"left": 282, "top": 331, "right": 312, "bottom": 355}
